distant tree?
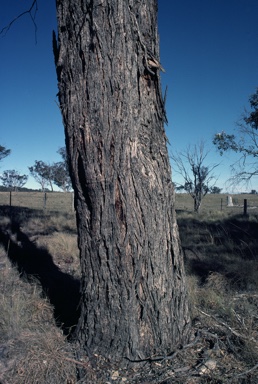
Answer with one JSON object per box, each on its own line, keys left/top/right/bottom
{"left": 0, "top": 169, "right": 28, "bottom": 191}
{"left": 29, "top": 149, "right": 72, "bottom": 192}
{"left": 0, "top": 145, "right": 11, "bottom": 162}
{"left": 51, "top": 161, "right": 72, "bottom": 192}
{"left": 213, "top": 88, "right": 258, "bottom": 185}
{"left": 210, "top": 186, "right": 222, "bottom": 194}
{"left": 171, "top": 142, "right": 219, "bottom": 212}
{"left": 251, "top": 189, "right": 257, "bottom": 195}
{"left": 53, "top": 147, "right": 72, "bottom": 191}
{"left": 28, "top": 160, "right": 54, "bottom": 191}
{"left": 57, "top": 146, "right": 68, "bottom": 164}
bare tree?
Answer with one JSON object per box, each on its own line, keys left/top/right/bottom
{"left": 171, "top": 142, "right": 219, "bottom": 212}
{"left": 54, "top": 0, "right": 190, "bottom": 363}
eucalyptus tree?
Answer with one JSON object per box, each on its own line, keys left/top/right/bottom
{"left": 28, "top": 160, "right": 54, "bottom": 191}
{"left": 54, "top": 0, "right": 190, "bottom": 362}
{"left": 0, "top": 145, "right": 11, "bottom": 162}
{"left": 2, "top": 0, "right": 191, "bottom": 365}
{"left": 51, "top": 161, "right": 72, "bottom": 191}
{"left": 213, "top": 88, "right": 258, "bottom": 185}
{"left": 0, "top": 169, "right": 28, "bottom": 191}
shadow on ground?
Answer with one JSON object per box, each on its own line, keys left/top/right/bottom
{"left": 177, "top": 212, "right": 258, "bottom": 288}
{"left": 0, "top": 206, "right": 81, "bottom": 336}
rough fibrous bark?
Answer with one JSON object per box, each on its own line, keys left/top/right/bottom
{"left": 55, "top": 0, "right": 190, "bottom": 362}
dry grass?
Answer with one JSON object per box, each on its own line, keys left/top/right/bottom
{"left": 178, "top": 207, "right": 258, "bottom": 383}
{"left": 36, "top": 232, "right": 80, "bottom": 278}
{"left": 0, "top": 245, "right": 77, "bottom": 384}
{"left": 0, "top": 194, "right": 258, "bottom": 382}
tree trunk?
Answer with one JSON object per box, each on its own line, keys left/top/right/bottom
{"left": 55, "top": 0, "right": 190, "bottom": 362}
{"left": 194, "top": 195, "right": 202, "bottom": 213}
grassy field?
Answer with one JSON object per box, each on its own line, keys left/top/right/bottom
{"left": 0, "top": 192, "right": 258, "bottom": 382}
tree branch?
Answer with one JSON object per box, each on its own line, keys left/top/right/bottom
{"left": 0, "top": 0, "right": 38, "bottom": 43}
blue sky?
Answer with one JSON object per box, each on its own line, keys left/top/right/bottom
{"left": 0, "top": 0, "right": 258, "bottom": 191}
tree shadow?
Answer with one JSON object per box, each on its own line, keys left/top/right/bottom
{"left": 0, "top": 206, "right": 81, "bottom": 336}
{"left": 178, "top": 213, "right": 258, "bottom": 287}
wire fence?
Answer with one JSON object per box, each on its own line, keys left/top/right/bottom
{"left": 175, "top": 193, "right": 258, "bottom": 216}
{"left": 0, "top": 191, "right": 75, "bottom": 213}
{"left": 0, "top": 191, "right": 258, "bottom": 216}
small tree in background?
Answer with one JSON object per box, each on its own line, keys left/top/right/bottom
{"left": 0, "top": 169, "right": 28, "bottom": 191}
{"left": 29, "top": 148, "right": 72, "bottom": 192}
{"left": 53, "top": 147, "right": 72, "bottom": 191}
{"left": 213, "top": 88, "right": 258, "bottom": 186}
{"left": 210, "top": 186, "right": 222, "bottom": 194}
{"left": 0, "top": 145, "right": 11, "bottom": 162}
{"left": 52, "top": 161, "right": 72, "bottom": 192}
{"left": 171, "top": 142, "right": 219, "bottom": 212}
{"left": 29, "top": 161, "right": 54, "bottom": 191}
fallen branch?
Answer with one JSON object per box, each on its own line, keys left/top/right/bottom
{"left": 125, "top": 335, "right": 201, "bottom": 363}
{"left": 233, "top": 362, "right": 258, "bottom": 378}
{"left": 229, "top": 364, "right": 258, "bottom": 383}
{"left": 63, "top": 356, "right": 89, "bottom": 367}
{"left": 197, "top": 307, "right": 256, "bottom": 343}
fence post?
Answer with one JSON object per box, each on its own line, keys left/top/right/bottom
{"left": 243, "top": 199, "right": 248, "bottom": 216}
{"left": 9, "top": 191, "right": 12, "bottom": 207}
{"left": 43, "top": 192, "right": 47, "bottom": 210}
{"left": 71, "top": 192, "right": 74, "bottom": 212}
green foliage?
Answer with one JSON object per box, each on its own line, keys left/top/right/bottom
{"left": 0, "top": 170, "right": 28, "bottom": 191}
{"left": 0, "top": 145, "right": 11, "bottom": 162}
{"left": 213, "top": 88, "right": 258, "bottom": 184}
{"left": 51, "top": 162, "right": 71, "bottom": 191}
{"left": 213, "top": 131, "right": 239, "bottom": 155}
{"left": 29, "top": 148, "right": 71, "bottom": 192}
{"left": 52, "top": 147, "right": 72, "bottom": 191}
{"left": 245, "top": 89, "right": 258, "bottom": 129}
{"left": 29, "top": 160, "right": 54, "bottom": 191}
{"left": 210, "top": 186, "right": 222, "bottom": 194}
